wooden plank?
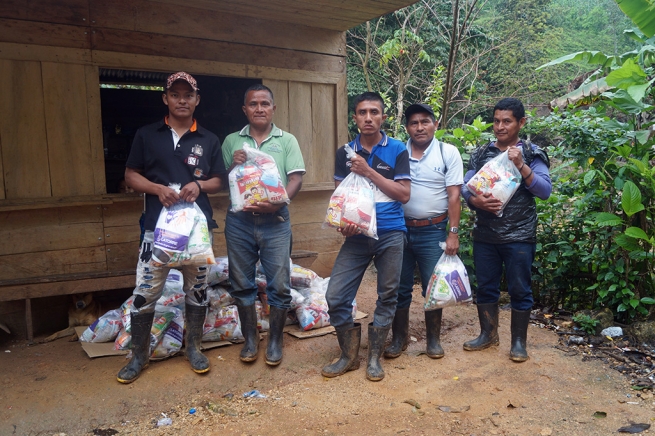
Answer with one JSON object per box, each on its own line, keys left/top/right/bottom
{"left": 0, "top": 206, "right": 102, "bottom": 232}
{"left": 0, "top": 269, "right": 135, "bottom": 287}
{"left": 84, "top": 65, "right": 106, "bottom": 194}
{"left": 290, "top": 223, "right": 345, "bottom": 254}
{"left": 91, "top": 28, "right": 345, "bottom": 74}
{"left": 288, "top": 82, "right": 314, "bottom": 183}
{"left": 0, "top": 127, "right": 4, "bottom": 200}
{"left": 307, "top": 251, "right": 339, "bottom": 279}
{"left": 0, "top": 274, "right": 136, "bottom": 301}
{"left": 42, "top": 62, "right": 96, "bottom": 197}
{"left": 0, "top": 18, "right": 91, "bottom": 50}
{"left": 151, "top": 0, "right": 363, "bottom": 31}
{"left": 90, "top": 50, "right": 343, "bottom": 84}
{"left": 0, "top": 0, "right": 89, "bottom": 26}
{"left": 311, "top": 83, "right": 337, "bottom": 184}
{"left": 211, "top": 229, "right": 228, "bottom": 258}
{"left": 103, "top": 225, "right": 141, "bottom": 245}
{"left": 106, "top": 242, "right": 139, "bottom": 271}
{"left": 0, "top": 222, "right": 104, "bottom": 256}
{"left": 0, "top": 246, "right": 107, "bottom": 281}
{"left": 336, "top": 74, "right": 349, "bottom": 146}
{"left": 288, "top": 190, "right": 333, "bottom": 225}
{"left": 263, "top": 80, "right": 290, "bottom": 132}
{"left": 0, "top": 60, "right": 52, "bottom": 198}
{"left": 101, "top": 198, "right": 144, "bottom": 227}
{"left": 89, "top": 0, "right": 344, "bottom": 56}
{"left": 0, "top": 42, "right": 92, "bottom": 64}
{"left": 0, "top": 195, "right": 113, "bottom": 212}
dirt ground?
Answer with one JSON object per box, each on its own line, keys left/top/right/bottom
{"left": 1, "top": 269, "right": 654, "bottom": 436}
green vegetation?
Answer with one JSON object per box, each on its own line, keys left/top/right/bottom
{"left": 346, "top": 0, "right": 655, "bottom": 322}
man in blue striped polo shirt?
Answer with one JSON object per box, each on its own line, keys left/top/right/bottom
{"left": 322, "top": 92, "right": 411, "bottom": 382}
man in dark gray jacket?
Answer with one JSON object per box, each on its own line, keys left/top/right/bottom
{"left": 461, "top": 98, "right": 551, "bottom": 362}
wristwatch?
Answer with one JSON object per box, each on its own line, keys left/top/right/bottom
{"left": 449, "top": 227, "right": 459, "bottom": 234}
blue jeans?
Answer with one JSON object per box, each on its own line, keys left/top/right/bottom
{"left": 326, "top": 231, "right": 406, "bottom": 329}
{"left": 397, "top": 221, "right": 447, "bottom": 309}
{"left": 225, "top": 206, "right": 292, "bottom": 309}
{"left": 473, "top": 241, "right": 535, "bottom": 310}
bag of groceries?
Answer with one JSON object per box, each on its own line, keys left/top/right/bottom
{"left": 151, "top": 184, "right": 215, "bottom": 268}
{"left": 228, "top": 144, "right": 289, "bottom": 212}
{"left": 323, "top": 144, "right": 377, "bottom": 239}
{"left": 424, "top": 242, "right": 472, "bottom": 310}
{"left": 466, "top": 150, "right": 521, "bottom": 217}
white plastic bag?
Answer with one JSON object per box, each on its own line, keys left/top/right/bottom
{"left": 323, "top": 144, "right": 377, "bottom": 239}
{"left": 80, "top": 309, "right": 123, "bottom": 343}
{"left": 424, "top": 242, "right": 472, "bottom": 310}
{"left": 150, "top": 183, "right": 215, "bottom": 267}
{"left": 228, "top": 144, "right": 289, "bottom": 212}
{"left": 466, "top": 150, "right": 521, "bottom": 217}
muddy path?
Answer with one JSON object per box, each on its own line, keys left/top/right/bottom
{"left": 1, "top": 269, "right": 652, "bottom": 435}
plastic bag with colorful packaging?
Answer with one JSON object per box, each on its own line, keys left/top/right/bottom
{"left": 228, "top": 144, "right": 289, "bottom": 212}
{"left": 465, "top": 150, "right": 521, "bottom": 217}
{"left": 322, "top": 144, "right": 377, "bottom": 239}
{"left": 424, "top": 242, "right": 472, "bottom": 310}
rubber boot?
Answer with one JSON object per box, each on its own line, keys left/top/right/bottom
{"left": 265, "top": 306, "right": 287, "bottom": 366}
{"left": 463, "top": 303, "right": 499, "bottom": 351}
{"left": 237, "top": 304, "right": 259, "bottom": 362}
{"left": 117, "top": 311, "right": 155, "bottom": 384}
{"left": 366, "top": 323, "right": 390, "bottom": 382}
{"left": 383, "top": 307, "right": 409, "bottom": 358}
{"left": 425, "top": 309, "right": 444, "bottom": 359}
{"left": 509, "top": 309, "right": 531, "bottom": 362}
{"left": 184, "top": 305, "right": 210, "bottom": 374}
{"left": 321, "top": 323, "right": 361, "bottom": 378}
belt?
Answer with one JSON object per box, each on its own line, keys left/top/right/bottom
{"left": 405, "top": 212, "right": 448, "bottom": 227}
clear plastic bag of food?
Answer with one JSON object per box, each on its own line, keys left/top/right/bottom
{"left": 203, "top": 304, "right": 242, "bottom": 342}
{"left": 151, "top": 184, "right": 216, "bottom": 268}
{"left": 207, "top": 256, "right": 229, "bottom": 286}
{"left": 424, "top": 242, "right": 472, "bottom": 310}
{"left": 80, "top": 309, "right": 123, "bottom": 343}
{"left": 466, "top": 150, "right": 521, "bottom": 217}
{"left": 323, "top": 144, "right": 377, "bottom": 239}
{"left": 228, "top": 144, "right": 289, "bottom": 212}
{"left": 151, "top": 307, "right": 184, "bottom": 359}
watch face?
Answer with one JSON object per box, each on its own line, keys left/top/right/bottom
{"left": 450, "top": 227, "right": 459, "bottom": 234}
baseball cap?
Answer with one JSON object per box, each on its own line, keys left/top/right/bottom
{"left": 404, "top": 103, "right": 435, "bottom": 123}
{"left": 165, "top": 71, "right": 199, "bottom": 92}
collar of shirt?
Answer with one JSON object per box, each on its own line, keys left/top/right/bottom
{"left": 238, "top": 123, "right": 283, "bottom": 146}
{"left": 161, "top": 117, "right": 198, "bottom": 150}
{"left": 352, "top": 131, "right": 389, "bottom": 153}
{"left": 406, "top": 137, "right": 436, "bottom": 160}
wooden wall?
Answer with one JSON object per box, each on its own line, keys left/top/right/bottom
{"left": 0, "top": 0, "right": 348, "bottom": 291}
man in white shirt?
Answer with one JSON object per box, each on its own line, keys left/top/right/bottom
{"left": 384, "top": 103, "right": 463, "bottom": 360}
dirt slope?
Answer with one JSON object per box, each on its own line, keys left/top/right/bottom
{"left": 1, "top": 269, "right": 652, "bottom": 435}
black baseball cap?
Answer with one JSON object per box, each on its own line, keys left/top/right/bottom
{"left": 404, "top": 103, "right": 435, "bottom": 124}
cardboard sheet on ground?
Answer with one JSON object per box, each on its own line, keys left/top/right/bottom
{"left": 283, "top": 311, "right": 368, "bottom": 339}
{"left": 75, "top": 311, "right": 367, "bottom": 357}
{"left": 74, "top": 327, "right": 232, "bottom": 359}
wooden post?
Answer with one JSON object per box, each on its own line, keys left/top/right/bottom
{"left": 25, "top": 297, "right": 33, "bottom": 343}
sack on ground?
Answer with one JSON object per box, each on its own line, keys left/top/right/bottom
{"left": 80, "top": 309, "right": 123, "bottom": 343}
{"left": 228, "top": 144, "right": 289, "bottom": 212}
{"left": 424, "top": 242, "right": 472, "bottom": 310}
{"left": 466, "top": 150, "right": 521, "bottom": 217}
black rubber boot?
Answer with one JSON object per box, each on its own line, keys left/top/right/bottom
{"left": 265, "top": 306, "right": 287, "bottom": 366}
{"left": 366, "top": 323, "right": 391, "bottom": 382}
{"left": 463, "top": 303, "right": 499, "bottom": 351}
{"left": 425, "top": 309, "right": 444, "bottom": 359}
{"left": 184, "top": 305, "right": 210, "bottom": 374}
{"left": 321, "top": 323, "right": 361, "bottom": 378}
{"left": 237, "top": 304, "right": 259, "bottom": 362}
{"left": 384, "top": 307, "right": 409, "bottom": 359}
{"left": 509, "top": 309, "right": 531, "bottom": 362}
{"left": 117, "top": 312, "right": 154, "bottom": 384}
